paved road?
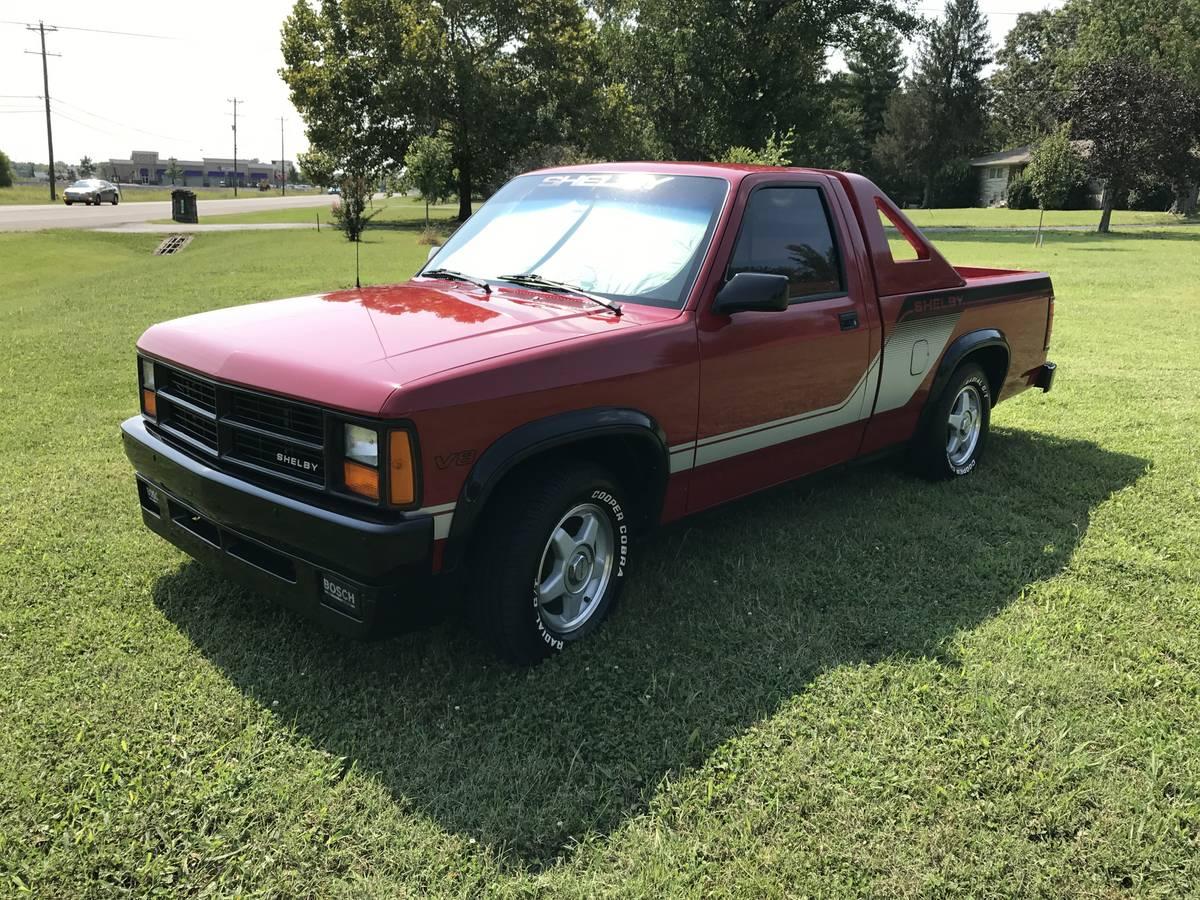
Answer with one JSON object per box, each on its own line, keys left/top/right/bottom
{"left": 0, "top": 192, "right": 335, "bottom": 232}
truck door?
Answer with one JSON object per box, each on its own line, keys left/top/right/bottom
{"left": 688, "top": 175, "right": 877, "bottom": 511}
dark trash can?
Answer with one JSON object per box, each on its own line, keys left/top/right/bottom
{"left": 171, "top": 189, "right": 198, "bottom": 224}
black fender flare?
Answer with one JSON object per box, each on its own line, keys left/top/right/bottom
{"left": 919, "top": 329, "right": 1009, "bottom": 429}
{"left": 442, "top": 407, "right": 669, "bottom": 572}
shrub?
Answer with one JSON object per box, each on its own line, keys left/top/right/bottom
{"left": 0, "top": 150, "right": 13, "bottom": 188}
{"left": 1006, "top": 174, "right": 1036, "bottom": 209}
{"left": 329, "top": 174, "right": 378, "bottom": 242}
{"left": 721, "top": 130, "right": 796, "bottom": 167}
{"left": 928, "top": 159, "right": 977, "bottom": 208}
{"left": 1026, "top": 124, "right": 1089, "bottom": 210}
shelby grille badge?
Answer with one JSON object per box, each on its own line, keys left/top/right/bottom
{"left": 276, "top": 452, "right": 320, "bottom": 474}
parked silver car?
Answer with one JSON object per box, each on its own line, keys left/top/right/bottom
{"left": 63, "top": 179, "right": 121, "bottom": 206}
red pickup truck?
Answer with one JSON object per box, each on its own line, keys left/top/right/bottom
{"left": 122, "top": 163, "right": 1056, "bottom": 663}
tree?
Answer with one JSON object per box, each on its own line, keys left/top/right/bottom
{"left": 988, "top": 9, "right": 1078, "bottom": 147}
{"left": 0, "top": 150, "right": 13, "bottom": 188}
{"left": 721, "top": 129, "right": 796, "bottom": 166}
{"left": 845, "top": 25, "right": 907, "bottom": 160}
{"left": 403, "top": 132, "right": 455, "bottom": 226}
{"left": 165, "top": 157, "right": 181, "bottom": 185}
{"left": 330, "top": 173, "right": 378, "bottom": 242}
{"left": 874, "top": 0, "right": 992, "bottom": 206}
{"left": 597, "top": 0, "right": 918, "bottom": 162}
{"left": 1025, "top": 124, "right": 1088, "bottom": 211}
{"left": 78, "top": 156, "right": 96, "bottom": 178}
{"left": 287, "top": 163, "right": 300, "bottom": 185}
{"left": 282, "top": 0, "right": 606, "bottom": 221}
{"left": 1060, "top": 57, "right": 1200, "bottom": 231}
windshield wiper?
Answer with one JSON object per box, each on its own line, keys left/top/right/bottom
{"left": 421, "top": 268, "right": 491, "bottom": 294}
{"left": 498, "top": 273, "right": 622, "bottom": 316}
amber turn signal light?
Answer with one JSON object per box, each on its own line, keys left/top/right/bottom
{"left": 142, "top": 389, "right": 157, "bottom": 417}
{"left": 343, "top": 459, "right": 380, "bottom": 500}
{"left": 389, "top": 430, "right": 415, "bottom": 505}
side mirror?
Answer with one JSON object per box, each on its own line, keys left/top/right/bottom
{"left": 712, "top": 272, "right": 790, "bottom": 315}
{"left": 426, "top": 245, "right": 441, "bottom": 262}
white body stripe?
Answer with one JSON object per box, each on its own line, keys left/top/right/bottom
{"left": 675, "top": 311, "right": 961, "bottom": 472}
{"left": 416, "top": 501, "right": 456, "bottom": 540}
{"left": 419, "top": 312, "right": 960, "bottom": 524}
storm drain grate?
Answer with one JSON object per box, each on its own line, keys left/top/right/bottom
{"left": 154, "top": 234, "right": 193, "bottom": 255}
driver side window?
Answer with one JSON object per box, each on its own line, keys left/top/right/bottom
{"left": 727, "top": 187, "right": 844, "bottom": 301}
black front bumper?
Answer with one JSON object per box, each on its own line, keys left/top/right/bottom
{"left": 121, "top": 416, "right": 434, "bottom": 637}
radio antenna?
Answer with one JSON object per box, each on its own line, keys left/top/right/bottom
{"left": 355, "top": 237, "right": 361, "bottom": 288}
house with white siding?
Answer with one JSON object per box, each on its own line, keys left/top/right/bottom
{"left": 970, "top": 143, "right": 1104, "bottom": 208}
{"left": 969, "top": 146, "right": 1032, "bottom": 206}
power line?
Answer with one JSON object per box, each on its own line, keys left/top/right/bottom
{"left": 51, "top": 96, "right": 199, "bottom": 145}
{"left": 1, "top": 19, "right": 173, "bottom": 39}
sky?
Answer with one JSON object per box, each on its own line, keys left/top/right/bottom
{"left": 1, "top": 0, "right": 1062, "bottom": 168}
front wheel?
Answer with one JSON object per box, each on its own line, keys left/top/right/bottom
{"left": 911, "top": 362, "right": 992, "bottom": 479}
{"left": 111, "top": 195, "right": 119, "bottom": 206}
{"left": 469, "top": 463, "right": 633, "bottom": 664}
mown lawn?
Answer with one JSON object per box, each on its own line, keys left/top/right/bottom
{"left": 0, "top": 185, "right": 321, "bottom": 206}
{"left": 158, "top": 195, "right": 459, "bottom": 227}
{"left": 191, "top": 195, "right": 1195, "bottom": 230}
{"left": 0, "top": 224, "right": 1198, "bottom": 897}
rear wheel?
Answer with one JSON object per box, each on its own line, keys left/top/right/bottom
{"left": 111, "top": 194, "right": 119, "bottom": 206}
{"left": 469, "top": 463, "right": 633, "bottom": 664}
{"left": 911, "top": 362, "right": 992, "bottom": 479}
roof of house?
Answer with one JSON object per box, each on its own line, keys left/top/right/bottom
{"left": 969, "top": 146, "right": 1033, "bottom": 167}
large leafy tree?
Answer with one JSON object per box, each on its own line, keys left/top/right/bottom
{"left": 1061, "top": 57, "right": 1200, "bottom": 231}
{"left": 0, "top": 150, "right": 13, "bottom": 188}
{"left": 282, "top": 0, "right": 603, "bottom": 220}
{"left": 597, "top": 0, "right": 918, "bottom": 162}
{"left": 875, "top": 0, "right": 992, "bottom": 206}
{"left": 988, "top": 9, "right": 1078, "bottom": 147}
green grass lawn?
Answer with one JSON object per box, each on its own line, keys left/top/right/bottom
{"left": 902, "top": 207, "right": 1192, "bottom": 228}
{"left": 0, "top": 184, "right": 319, "bottom": 206}
{"left": 186, "top": 197, "right": 1194, "bottom": 230}
{"left": 156, "top": 195, "right": 458, "bottom": 226}
{"left": 1, "top": 224, "right": 1198, "bottom": 896}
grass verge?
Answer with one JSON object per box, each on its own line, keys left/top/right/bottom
{"left": 0, "top": 185, "right": 320, "bottom": 206}
{"left": 0, "top": 225, "right": 1198, "bottom": 896}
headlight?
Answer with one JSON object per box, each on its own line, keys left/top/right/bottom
{"left": 141, "top": 358, "right": 156, "bottom": 389}
{"left": 343, "top": 424, "right": 378, "bottom": 466}
{"left": 342, "top": 424, "right": 381, "bottom": 500}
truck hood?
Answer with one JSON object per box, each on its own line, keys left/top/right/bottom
{"left": 137, "top": 280, "right": 672, "bottom": 414}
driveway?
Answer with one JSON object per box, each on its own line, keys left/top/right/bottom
{"left": 0, "top": 192, "right": 336, "bottom": 232}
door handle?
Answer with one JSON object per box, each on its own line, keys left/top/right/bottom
{"left": 838, "top": 311, "right": 860, "bottom": 330}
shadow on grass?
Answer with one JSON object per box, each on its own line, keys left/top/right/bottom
{"left": 152, "top": 427, "right": 1146, "bottom": 869}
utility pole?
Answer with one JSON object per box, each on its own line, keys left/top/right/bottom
{"left": 227, "top": 97, "right": 241, "bottom": 197}
{"left": 25, "top": 22, "right": 60, "bottom": 202}
{"left": 280, "top": 116, "right": 285, "bottom": 197}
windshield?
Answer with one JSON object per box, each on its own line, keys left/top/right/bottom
{"left": 425, "top": 172, "right": 729, "bottom": 309}
{"left": 71, "top": 180, "right": 101, "bottom": 188}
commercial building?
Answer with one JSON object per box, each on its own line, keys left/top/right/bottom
{"left": 102, "top": 150, "right": 292, "bottom": 188}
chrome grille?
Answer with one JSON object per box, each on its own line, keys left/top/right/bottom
{"left": 149, "top": 363, "right": 328, "bottom": 490}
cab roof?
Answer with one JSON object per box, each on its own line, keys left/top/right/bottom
{"left": 528, "top": 160, "right": 836, "bottom": 183}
